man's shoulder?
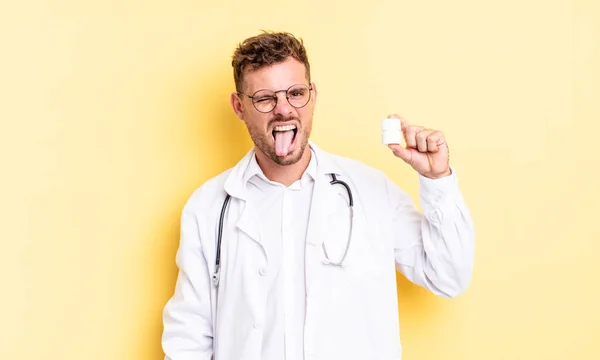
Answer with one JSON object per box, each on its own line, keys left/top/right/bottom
{"left": 182, "top": 168, "right": 233, "bottom": 213}
{"left": 322, "top": 149, "right": 388, "bottom": 182}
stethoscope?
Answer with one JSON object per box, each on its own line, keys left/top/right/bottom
{"left": 212, "top": 174, "right": 354, "bottom": 287}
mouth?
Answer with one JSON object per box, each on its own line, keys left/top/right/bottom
{"left": 272, "top": 124, "right": 298, "bottom": 157}
{"left": 272, "top": 124, "right": 298, "bottom": 141}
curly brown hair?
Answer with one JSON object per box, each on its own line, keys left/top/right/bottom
{"left": 231, "top": 31, "right": 311, "bottom": 93}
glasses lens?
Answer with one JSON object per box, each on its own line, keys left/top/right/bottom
{"left": 252, "top": 90, "right": 277, "bottom": 113}
{"left": 287, "top": 85, "right": 310, "bottom": 108}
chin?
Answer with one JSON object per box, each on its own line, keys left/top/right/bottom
{"left": 273, "top": 154, "right": 301, "bottom": 166}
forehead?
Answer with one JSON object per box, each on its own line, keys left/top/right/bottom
{"left": 243, "top": 57, "right": 308, "bottom": 94}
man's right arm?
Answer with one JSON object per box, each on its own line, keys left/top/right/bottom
{"left": 162, "top": 206, "right": 214, "bottom": 360}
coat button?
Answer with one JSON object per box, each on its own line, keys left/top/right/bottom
{"left": 259, "top": 268, "right": 268, "bottom": 276}
{"left": 430, "top": 209, "right": 441, "bottom": 223}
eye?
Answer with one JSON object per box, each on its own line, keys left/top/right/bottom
{"left": 289, "top": 89, "right": 306, "bottom": 98}
{"left": 255, "top": 96, "right": 275, "bottom": 103}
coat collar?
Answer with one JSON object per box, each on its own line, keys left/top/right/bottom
{"left": 223, "top": 141, "right": 343, "bottom": 200}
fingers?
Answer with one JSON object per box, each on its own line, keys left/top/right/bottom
{"left": 387, "top": 144, "right": 412, "bottom": 164}
{"left": 388, "top": 114, "right": 408, "bottom": 132}
{"left": 404, "top": 125, "right": 425, "bottom": 149}
{"left": 387, "top": 115, "right": 445, "bottom": 153}
{"left": 416, "top": 129, "right": 434, "bottom": 152}
{"left": 426, "top": 130, "right": 445, "bottom": 153}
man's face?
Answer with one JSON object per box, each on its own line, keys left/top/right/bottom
{"left": 231, "top": 57, "right": 316, "bottom": 166}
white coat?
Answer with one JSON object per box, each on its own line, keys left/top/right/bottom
{"left": 162, "top": 142, "right": 475, "bottom": 360}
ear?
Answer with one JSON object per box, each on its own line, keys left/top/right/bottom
{"left": 230, "top": 92, "right": 245, "bottom": 120}
{"left": 310, "top": 82, "right": 317, "bottom": 105}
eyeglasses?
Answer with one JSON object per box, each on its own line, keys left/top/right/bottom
{"left": 238, "top": 84, "right": 313, "bottom": 113}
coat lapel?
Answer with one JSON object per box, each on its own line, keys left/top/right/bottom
{"left": 235, "top": 202, "right": 261, "bottom": 245}
{"left": 305, "top": 142, "right": 346, "bottom": 248}
{"left": 305, "top": 172, "right": 341, "bottom": 248}
{"left": 235, "top": 201, "right": 270, "bottom": 263}
{"left": 305, "top": 143, "right": 349, "bottom": 292}
{"left": 222, "top": 149, "right": 268, "bottom": 262}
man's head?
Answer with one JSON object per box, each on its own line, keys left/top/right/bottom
{"left": 230, "top": 31, "right": 316, "bottom": 166}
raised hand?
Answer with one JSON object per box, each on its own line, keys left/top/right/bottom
{"left": 386, "top": 114, "right": 452, "bottom": 179}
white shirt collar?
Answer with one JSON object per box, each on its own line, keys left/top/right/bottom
{"left": 224, "top": 141, "right": 343, "bottom": 200}
{"left": 242, "top": 147, "right": 318, "bottom": 189}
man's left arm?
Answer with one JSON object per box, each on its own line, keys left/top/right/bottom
{"left": 384, "top": 114, "right": 475, "bottom": 298}
{"left": 386, "top": 168, "right": 475, "bottom": 298}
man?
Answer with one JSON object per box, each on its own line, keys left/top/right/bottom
{"left": 162, "top": 31, "right": 474, "bottom": 360}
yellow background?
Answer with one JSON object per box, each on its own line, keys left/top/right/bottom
{"left": 1, "top": 0, "right": 599, "bottom": 359}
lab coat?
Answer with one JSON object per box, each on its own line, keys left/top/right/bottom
{"left": 162, "top": 142, "right": 475, "bottom": 360}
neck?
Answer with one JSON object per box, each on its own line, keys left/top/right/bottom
{"left": 255, "top": 146, "right": 312, "bottom": 187}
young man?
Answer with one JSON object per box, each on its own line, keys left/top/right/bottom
{"left": 162, "top": 31, "right": 474, "bottom": 360}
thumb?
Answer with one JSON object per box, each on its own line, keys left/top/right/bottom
{"left": 387, "top": 144, "right": 412, "bottom": 164}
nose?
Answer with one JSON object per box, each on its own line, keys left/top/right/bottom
{"left": 272, "top": 91, "right": 295, "bottom": 117}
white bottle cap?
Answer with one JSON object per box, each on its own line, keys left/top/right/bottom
{"left": 381, "top": 118, "right": 402, "bottom": 145}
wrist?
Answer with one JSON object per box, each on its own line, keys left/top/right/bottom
{"left": 423, "top": 168, "right": 452, "bottom": 180}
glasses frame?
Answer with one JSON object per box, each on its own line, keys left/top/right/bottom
{"left": 237, "top": 83, "right": 313, "bottom": 113}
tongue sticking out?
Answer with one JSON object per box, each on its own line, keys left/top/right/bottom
{"left": 274, "top": 130, "right": 294, "bottom": 157}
